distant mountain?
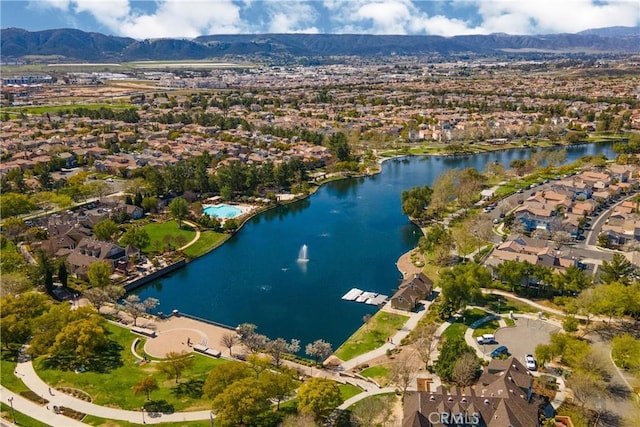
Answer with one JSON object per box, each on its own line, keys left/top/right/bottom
{"left": 1, "top": 27, "right": 638, "bottom": 62}
{"left": 577, "top": 26, "right": 639, "bottom": 37}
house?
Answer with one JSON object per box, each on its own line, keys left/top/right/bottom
{"left": 390, "top": 273, "right": 434, "bottom": 311}
{"left": 403, "top": 357, "right": 538, "bottom": 427}
{"left": 514, "top": 205, "right": 561, "bottom": 233}
{"left": 66, "top": 238, "right": 128, "bottom": 278}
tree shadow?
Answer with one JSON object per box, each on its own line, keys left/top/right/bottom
{"left": 44, "top": 340, "right": 123, "bottom": 373}
{"left": 607, "top": 383, "right": 631, "bottom": 402}
{"left": 143, "top": 399, "right": 175, "bottom": 414}
{"left": 171, "top": 379, "right": 204, "bottom": 398}
{"left": 597, "top": 409, "right": 623, "bottom": 427}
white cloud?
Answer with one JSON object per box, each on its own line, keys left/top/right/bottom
{"left": 25, "top": 0, "right": 640, "bottom": 37}
{"left": 265, "top": 2, "right": 320, "bottom": 33}
{"left": 474, "top": 0, "right": 640, "bottom": 34}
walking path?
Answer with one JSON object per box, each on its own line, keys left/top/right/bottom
{"left": 177, "top": 220, "right": 200, "bottom": 251}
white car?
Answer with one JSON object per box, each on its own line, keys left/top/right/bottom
{"left": 476, "top": 334, "right": 496, "bottom": 345}
{"left": 525, "top": 354, "right": 537, "bottom": 371}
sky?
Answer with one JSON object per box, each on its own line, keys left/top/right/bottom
{"left": 1, "top": 0, "right": 639, "bottom": 39}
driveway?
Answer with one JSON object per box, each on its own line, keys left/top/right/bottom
{"left": 487, "top": 317, "right": 560, "bottom": 363}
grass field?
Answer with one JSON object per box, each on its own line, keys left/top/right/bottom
{"left": 334, "top": 312, "right": 409, "bottom": 361}
{"left": 339, "top": 384, "right": 363, "bottom": 402}
{"left": 34, "top": 322, "right": 227, "bottom": 411}
{"left": 359, "top": 365, "right": 390, "bottom": 386}
{"left": 182, "top": 231, "right": 228, "bottom": 258}
{"left": 441, "top": 308, "right": 490, "bottom": 341}
{"left": 141, "top": 220, "right": 196, "bottom": 253}
{"left": 471, "top": 319, "right": 501, "bottom": 338}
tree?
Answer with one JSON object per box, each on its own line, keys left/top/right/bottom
{"left": 389, "top": 353, "right": 419, "bottom": 401}
{"left": 120, "top": 295, "right": 159, "bottom": 326}
{"left": 552, "top": 265, "right": 592, "bottom": 295}
{"left": 452, "top": 353, "right": 480, "bottom": 387}
{"left": 0, "top": 272, "right": 32, "bottom": 297}
{"left": 611, "top": 334, "right": 640, "bottom": 371}
{"left": 56, "top": 261, "right": 68, "bottom": 287}
{"left": 83, "top": 285, "right": 125, "bottom": 309}
{"left": 220, "top": 333, "right": 238, "bottom": 356}
{"left": 413, "top": 322, "right": 438, "bottom": 370}
{"left": 157, "top": 351, "right": 193, "bottom": 384}
{"left": 567, "top": 371, "right": 608, "bottom": 409}
{"left": 305, "top": 339, "right": 333, "bottom": 366}
{"left": 33, "top": 250, "right": 54, "bottom": 292}
{"left": 120, "top": 227, "right": 150, "bottom": 250}
{"left": 260, "top": 368, "right": 297, "bottom": 410}
{"left": 428, "top": 169, "right": 457, "bottom": 218}
{"left": 0, "top": 293, "right": 48, "bottom": 348}
{"left": 535, "top": 344, "right": 555, "bottom": 368}
{"left": 562, "top": 315, "right": 579, "bottom": 333}
{"left": 267, "top": 338, "right": 300, "bottom": 368}
{"left": 2, "top": 217, "right": 27, "bottom": 244}
{"left": 350, "top": 394, "right": 395, "bottom": 427}
{"left": 141, "top": 196, "right": 159, "bottom": 213}
{"left": 297, "top": 377, "right": 342, "bottom": 420}
{"left": 401, "top": 185, "right": 433, "bottom": 222}
{"left": 93, "top": 219, "right": 119, "bottom": 241}
{"left": 246, "top": 354, "right": 272, "bottom": 379}
{"left": 599, "top": 253, "right": 636, "bottom": 285}
{"left": 203, "top": 361, "right": 253, "bottom": 399}
{"left": 211, "top": 378, "right": 269, "bottom": 426}
{"left": 419, "top": 224, "right": 452, "bottom": 254}
{"left": 438, "top": 262, "right": 488, "bottom": 313}
{"left": 169, "top": 197, "right": 189, "bottom": 229}
{"left": 495, "top": 260, "right": 533, "bottom": 291}
{"left": 435, "top": 335, "right": 475, "bottom": 382}
{"left": 87, "top": 261, "right": 112, "bottom": 288}
{"left": 133, "top": 376, "right": 159, "bottom": 400}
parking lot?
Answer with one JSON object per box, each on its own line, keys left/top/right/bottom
{"left": 476, "top": 317, "right": 560, "bottom": 366}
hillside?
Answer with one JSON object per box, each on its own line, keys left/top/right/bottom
{"left": 1, "top": 27, "right": 639, "bottom": 62}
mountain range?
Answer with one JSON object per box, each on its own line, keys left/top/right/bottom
{"left": 1, "top": 27, "right": 638, "bottom": 62}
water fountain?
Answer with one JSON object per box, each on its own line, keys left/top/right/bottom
{"left": 297, "top": 244, "right": 309, "bottom": 262}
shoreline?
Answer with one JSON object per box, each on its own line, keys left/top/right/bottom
{"left": 133, "top": 138, "right": 618, "bottom": 350}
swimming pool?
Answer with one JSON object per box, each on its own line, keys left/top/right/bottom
{"left": 203, "top": 204, "right": 243, "bottom": 219}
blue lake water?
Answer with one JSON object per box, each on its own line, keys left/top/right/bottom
{"left": 136, "top": 143, "right": 616, "bottom": 349}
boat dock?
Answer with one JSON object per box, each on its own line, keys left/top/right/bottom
{"left": 341, "top": 288, "right": 388, "bottom": 306}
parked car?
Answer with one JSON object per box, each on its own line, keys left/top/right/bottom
{"left": 525, "top": 354, "right": 537, "bottom": 370}
{"left": 476, "top": 334, "right": 496, "bottom": 345}
{"left": 490, "top": 345, "right": 509, "bottom": 358}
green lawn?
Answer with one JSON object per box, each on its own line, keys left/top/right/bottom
{"left": 360, "top": 365, "right": 390, "bottom": 386}
{"left": 182, "top": 231, "right": 228, "bottom": 258}
{"left": 140, "top": 220, "right": 196, "bottom": 253}
{"left": 482, "top": 294, "right": 538, "bottom": 314}
{"left": 1, "top": 352, "right": 30, "bottom": 393}
{"left": 334, "top": 312, "right": 409, "bottom": 361}
{"left": 1, "top": 402, "right": 51, "bottom": 427}
{"left": 472, "top": 320, "right": 500, "bottom": 338}
{"left": 34, "top": 322, "right": 227, "bottom": 411}
{"left": 442, "top": 322, "right": 468, "bottom": 341}
{"left": 339, "top": 384, "right": 363, "bottom": 402}
{"left": 441, "top": 308, "right": 490, "bottom": 341}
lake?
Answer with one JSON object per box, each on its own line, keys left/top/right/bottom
{"left": 135, "top": 142, "right": 616, "bottom": 349}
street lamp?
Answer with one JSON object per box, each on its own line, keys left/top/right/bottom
{"left": 141, "top": 406, "right": 146, "bottom": 424}
{"left": 8, "top": 396, "right": 15, "bottom": 424}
